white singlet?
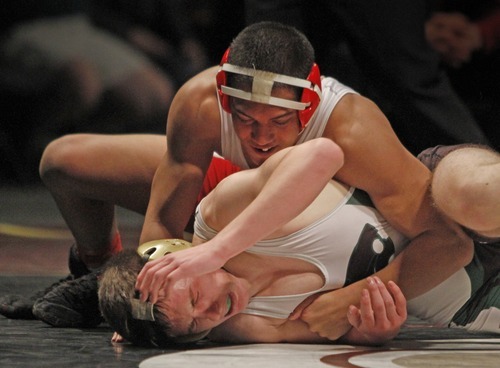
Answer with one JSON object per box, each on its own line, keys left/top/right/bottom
{"left": 194, "top": 184, "right": 408, "bottom": 319}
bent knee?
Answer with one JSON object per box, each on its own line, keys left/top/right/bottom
{"left": 39, "top": 133, "right": 98, "bottom": 184}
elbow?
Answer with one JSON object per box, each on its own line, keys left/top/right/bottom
{"left": 455, "top": 229, "right": 475, "bottom": 267}
{"left": 39, "top": 133, "right": 90, "bottom": 186}
{"left": 310, "top": 138, "right": 345, "bottom": 177}
{"left": 443, "top": 224, "right": 475, "bottom": 267}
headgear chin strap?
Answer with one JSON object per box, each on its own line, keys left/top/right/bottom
{"left": 216, "top": 48, "right": 322, "bottom": 130}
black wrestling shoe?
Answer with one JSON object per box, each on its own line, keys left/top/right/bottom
{"left": 0, "top": 244, "right": 90, "bottom": 320}
{"left": 67, "top": 243, "right": 91, "bottom": 279}
{"left": 32, "top": 271, "right": 103, "bottom": 328}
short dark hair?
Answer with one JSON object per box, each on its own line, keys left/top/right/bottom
{"left": 227, "top": 21, "right": 315, "bottom": 96}
{"left": 98, "top": 250, "right": 176, "bottom": 348}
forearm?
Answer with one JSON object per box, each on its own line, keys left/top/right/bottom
{"left": 212, "top": 138, "right": 344, "bottom": 260}
{"left": 328, "top": 228, "right": 471, "bottom": 340}
{"left": 373, "top": 227, "right": 472, "bottom": 299}
{"left": 140, "top": 156, "right": 205, "bottom": 244}
{"left": 369, "top": 159, "right": 473, "bottom": 297}
{"left": 294, "top": 226, "right": 470, "bottom": 341}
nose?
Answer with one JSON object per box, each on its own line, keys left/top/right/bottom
{"left": 251, "top": 123, "right": 274, "bottom": 145}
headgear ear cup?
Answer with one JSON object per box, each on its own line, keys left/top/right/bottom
{"left": 216, "top": 48, "right": 231, "bottom": 113}
{"left": 299, "top": 63, "right": 322, "bottom": 129}
{"left": 137, "top": 239, "right": 192, "bottom": 261}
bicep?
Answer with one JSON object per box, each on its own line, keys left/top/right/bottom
{"left": 331, "top": 96, "right": 434, "bottom": 237}
{"left": 142, "top": 83, "right": 220, "bottom": 238}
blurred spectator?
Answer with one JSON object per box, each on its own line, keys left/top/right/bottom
{"left": 89, "top": 0, "right": 211, "bottom": 88}
{"left": 0, "top": 0, "right": 176, "bottom": 183}
{"left": 90, "top": 0, "right": 246, "bottom": 84}
{"left": 244, "top": 0, "right": 491, "bottom": 154}
{"left": 169, "top": 0, "right": 246, "bottom": 66}
{"left": 426, "top": 0, "right": 499, "bottom": 150}
{"left": 426, "top": 0, "right": 499, "bottom": 67}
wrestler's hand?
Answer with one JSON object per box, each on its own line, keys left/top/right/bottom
{"left": 135, "top": 244, "right": 226, "bottom": 303}
{"left": 289, "top": 281, "right": 363, "bottom": 340}
{"left": 346, "top": 277, "right": 407, "bottom": 345}
{"left": 111, "top": 332, "right": 125, "bottom": 343}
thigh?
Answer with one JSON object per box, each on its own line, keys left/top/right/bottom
{"left": 417, "top": 144, "right": 476, "bottom": 171}
{"left": 41, "top": 133, "right": 166, "bottom": 214}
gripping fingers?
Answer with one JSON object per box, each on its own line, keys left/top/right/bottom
{"left": 373, "top": 277, "right": 397, "bottom": 317}
{"left": 144, "top": 264, "right": 165, "bottom": 303}
{"left": 135, "top": 258, "right": 159, "bottom": 289}
{"left": 359, "top": 286, "right": 376, "bottom": 327}
{"left": 387, "top": 280, "right": 407, "bottom": 320}
{"left": 136, "top": 258, "right": 173, "bottom": 303}
{"left": 367, "top": 276, "right": 386, "bottom": 315}
{"left": 347, "top": 304, "right": 362, "bottom": 329}
{"left": 367, "top": 277, "right": 407, "bottom": 326}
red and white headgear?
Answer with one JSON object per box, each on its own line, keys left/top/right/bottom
{"left": 216, "top": 48, "right": 322, "bottom": 130}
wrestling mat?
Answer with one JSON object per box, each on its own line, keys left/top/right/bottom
{"left": 140, "top": 337, "right": 500, "bottom": 368}
{"left": 1, "top": 187, "right": 499, "bottom": 367}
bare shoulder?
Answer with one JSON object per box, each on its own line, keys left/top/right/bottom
{"left": 169, "top": 67, "right": 221, "bottom": 139}
{"left": 326, "top": 94, "right": 395, "bottom": 149}
{"left": 323, "top": 94, "right": 434, "bottom": 236}
{"left": 168, "top": 66, "right": 222, "bottom": 158}
{"left": 324, "top": 93, "right": 427, "bottom": 193}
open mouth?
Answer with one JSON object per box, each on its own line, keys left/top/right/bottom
{"left": 225, "top": 294, "right": 233, "bottom": 317}
{"left": 254, "top": 146, "right": 275, "bottom": 154}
